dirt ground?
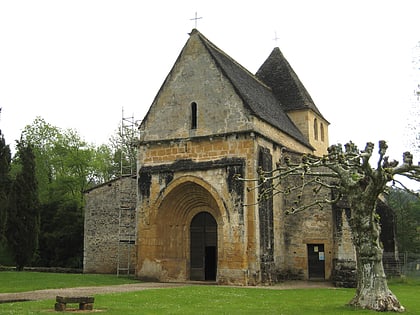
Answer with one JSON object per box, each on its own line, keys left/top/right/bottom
{"left": 0, "top": 280, "right": 334, "bottom": 303}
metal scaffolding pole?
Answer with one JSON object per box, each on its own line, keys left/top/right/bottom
{"left": 116, "top": 108, "right": 138, "bottom": 277}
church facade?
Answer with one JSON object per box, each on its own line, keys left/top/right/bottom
{"left": 84, "top": 29, "right": 359, "bottom": 285}
{"left": 135, "top": 29, "right": 340, "bottom": 285}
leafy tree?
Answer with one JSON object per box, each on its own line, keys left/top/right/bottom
{"left": 91, "top": 144, "right": 118, "bottom": 183}
{"left": 20, "top": 117, "right": 121, "bottom": 267}
{"left": 47, "top": 128, "right": 94, "bottom": 206}
{"left": 21, "top": 118, "right": 96, "bottom": 206}
{"left": 108, "top": 119, "right": 138, "bottom": 177}
{"left": 387, "top": 187, "right": 420, "bottom": 253}
{"left": 19, "top": 118, "right": 94, "bottom": 267}
{"left": 6, "top": 139, "right": 40, "bottom": 270}
{"left": 240, "top": 141, "right": 419, "bottom": 312}
{"left": 22, "top": 117, "right": 118, "bottom": 198}
{"left": 5, "top": 116, "right": 136, "bottom": 268}
{"left": 37, "top": 200, "right": 83, "bottom": 267}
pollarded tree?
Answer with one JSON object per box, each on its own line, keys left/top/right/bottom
{"left": 239, "top": 141, "right": 420, "bottom": 312}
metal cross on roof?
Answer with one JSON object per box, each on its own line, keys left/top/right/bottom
{"left": 273, "top": 31, "right": 280, "bottom": 45}
{"left": 190, "top": 12, "right": 202, "bottom": 29}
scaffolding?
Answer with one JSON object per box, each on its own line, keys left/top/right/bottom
{"left": 117, "top": 108, "right": 138, "bottom": 277}
{"left": 117, "top": 186, "right": 136, "bottom": 276}
{"left": 119, "top": 109, "right": 137, "bottom": 176}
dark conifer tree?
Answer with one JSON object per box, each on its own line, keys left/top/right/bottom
{"left": 0, "top": 107, "right": 12, "bottom": 238}
{"left": 0, "top": 130, "right": 11, "bottom": 237}
{"left": 6, "top": 139, "right": 40, "bottom": 270}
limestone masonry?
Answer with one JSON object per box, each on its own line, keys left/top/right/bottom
{"left": 84, "top": 29, "right": 396, "bottom": 286}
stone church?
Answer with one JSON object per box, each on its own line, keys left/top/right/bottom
{"left": 84, "top": 29, "right": 371, "bottom": 285}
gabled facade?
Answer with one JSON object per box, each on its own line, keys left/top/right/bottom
{"left": 135, "top": 29, "right": 336, "bottom": 285}
{"left": 82, "top": 30, "right": 401, "bottom": 286}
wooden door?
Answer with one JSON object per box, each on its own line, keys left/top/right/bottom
{"left": 190, "top": 212, "right": 217, "bottom": 281}
{"left": 307, "top": 244, "right": 325, "bottom": 279}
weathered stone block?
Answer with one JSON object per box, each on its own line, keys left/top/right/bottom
{"left": 332, "top": 259, "right": 357, "bottom": 288}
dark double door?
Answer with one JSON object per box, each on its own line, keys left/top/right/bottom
{"left": 190, "top": 212, "right": 217, "bottom": 281}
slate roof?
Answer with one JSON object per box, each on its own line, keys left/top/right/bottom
{"left": 256, "top": 47, "right": 327, "bottom": 121}
{"left": 193, "top": 29, "right": 313, "bottom": 148}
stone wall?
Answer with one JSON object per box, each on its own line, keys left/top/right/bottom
{"left": 258, "top": 146, "right": 275, "bottom": 283}
{"left": 136, "top": 133, "right": 257, "bottom": 285}
{"left": 281, "top": 211, "right": 334, "bottom": 280}
{"left": 139, "top": 36, "right": 252, "bottom": 143}
{"left": 258, "top": 148, "right": 334, "bottom": 282}
{"left": 136, "top": 131, "right": 339, "bottom": 285}
{"left": 332, "top": 207, "right": 357, "bottom": 287}
{"left": 287, "top": 110, "right": 329, "bottom": 156}
{"left": 83, "top": 176, "right": 137, "bottom": 274}
{"left": 83, "top": 136, "right": 358, "bottom": 285}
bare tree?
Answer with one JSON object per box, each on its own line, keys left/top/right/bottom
{"left": 239, "top": 141, "right": 420, "bottom": 312}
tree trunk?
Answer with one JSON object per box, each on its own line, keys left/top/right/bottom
{"left": 349, "top": 201, "right": 405, "bottom": 312}
{"left": 349, "top": 252, "right": 404, "bottom": 312}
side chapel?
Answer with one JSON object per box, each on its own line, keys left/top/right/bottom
{"left": 84, "top": 29, "right": 363, "bottom": 285}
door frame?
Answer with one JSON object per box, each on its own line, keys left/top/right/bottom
{"left": 190, "top": 211, "right": 218, "bottom": 281}
{"left": 307, "top": 243, "right": 325, "bottom": 279}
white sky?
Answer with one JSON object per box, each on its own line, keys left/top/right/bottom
{"left": 1, "top": 0, "right": 420, "bottom": 167}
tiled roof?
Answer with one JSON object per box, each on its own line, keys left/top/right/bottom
{"left": 193, "top": 30, "right": 312, "bottom": 148}
{"left": 256, "top": 47, "right": 327, "bottom": 122}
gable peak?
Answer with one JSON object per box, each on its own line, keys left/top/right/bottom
{"left": 189, "top": 28, "right": 200, "bottom": 36}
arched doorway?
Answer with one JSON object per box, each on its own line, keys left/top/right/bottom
{"left": 138, "top": 177, "right": 225, "bottom": 283}
{"left": 190, "top": 212, "right": 217, "bottom": 281}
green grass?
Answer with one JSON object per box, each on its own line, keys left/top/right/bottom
{"left": 0, "top": 273, "right": 418, "bottom": 314}
{"left": 95, "top": 287, "right": 361, "bottom": 315}
{"left": 0, "top": 271, "right": 137, "bottom": 293}
{"left": 0, "top": 287, "right": 359, "bottom": 315}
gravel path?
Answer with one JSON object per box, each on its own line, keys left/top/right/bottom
{"left": 0, "top": 281, "right": 334, "bottom": 303}
{"left": 0, "top": 282, "right": 186, "bottom": 303}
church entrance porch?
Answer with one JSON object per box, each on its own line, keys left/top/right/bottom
{"left": 190, "top": 212, "right": 217, "bottom": 281}
{"left": 137, "top": 176, "right": 224, "bottom": 283}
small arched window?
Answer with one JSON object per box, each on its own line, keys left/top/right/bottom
{"left": 320, "top": 123, "right": 325, "bottom": 142}
{"left": 314, "top": 118, "right": 318, "bottom": 140}
{"left": 191, "top": 102, "right": 197, "bottom": 129}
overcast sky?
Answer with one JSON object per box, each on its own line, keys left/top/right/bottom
{"left": 1, "top": 0, "right": 420, "bottom": 167}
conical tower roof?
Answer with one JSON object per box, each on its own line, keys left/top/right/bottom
{"left": 256, "top": 47, "right": 327, "bottom": 121}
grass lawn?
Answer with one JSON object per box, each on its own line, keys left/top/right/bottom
{"left": 0, "top": 273, "right": 418, "bottom": 314}
{"left": 0, "top": 271, "right": 137, "bottom": 293}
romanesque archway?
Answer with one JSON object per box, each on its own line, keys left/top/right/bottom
{"left": 150, "top": 176, "right": 223, "bottom": 282}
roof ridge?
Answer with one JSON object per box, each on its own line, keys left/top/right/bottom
{"left": 193, "top": 30, "right": 272, "bottom": 91}
{"left": 192, "top": 30, "right": 312, "bottom": 149}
